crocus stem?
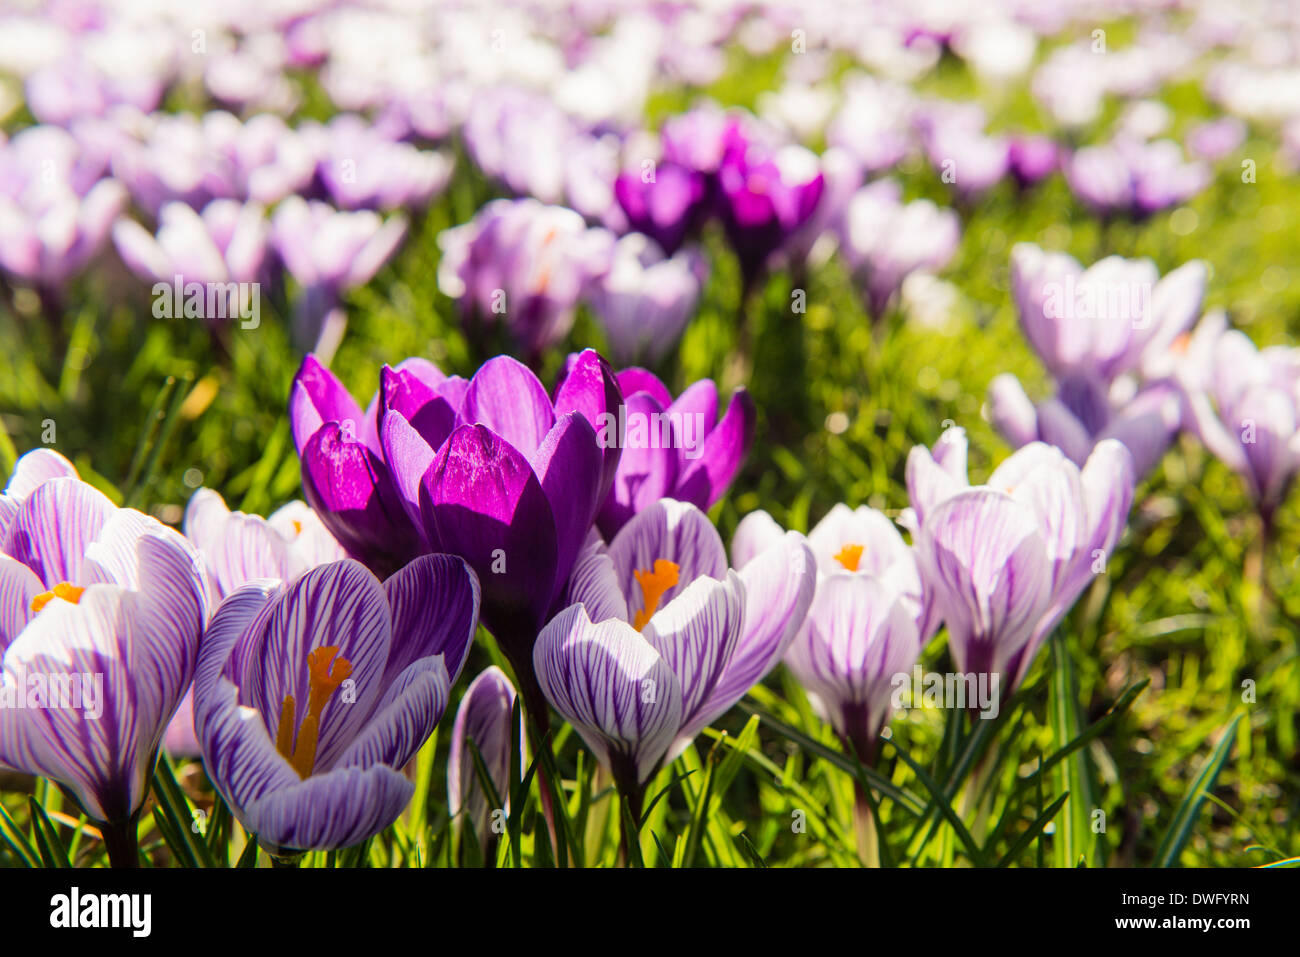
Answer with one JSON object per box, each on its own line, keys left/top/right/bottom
{"left": 851, "top": 780, "right": 880, "bottom": 868}
{"left": 101, "top": 818, "right": 140, "bottom": 869}
{"left": 1245, "top": 509, "right": 1273, "bottom": 640}
{"left": 610, "top": 757, "right": 644, "bottom": 867}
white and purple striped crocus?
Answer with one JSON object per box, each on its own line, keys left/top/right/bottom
{"left": 534, "top": 499, "right": 814, "bottom": 809}
{"left": 993, "top": 243, "right": 1207, "bottom": 477}
{"left": 732, "top": 504, "right": 926, "bottom": 763}
{"left": 569, "top": 363, "right": 756, "bottom": 540}
{"left": 904, "top": 428, "right": 1134, "bottom": 696}
{"left": 447, "top": 665, "right": 520, "bottom": 850}
{"left": 1175, "top": 312, "right": 1300, "bottom": 528}
{"left": 0, "top": 451, "right": 208, "bottom": 852}
{"left": 193, "top": 555, "right": 478, "bottom": 854}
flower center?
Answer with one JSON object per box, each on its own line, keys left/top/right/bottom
{"left": 632, "top": 559, "right": 680, "bottom": 631}
{"left": 291, "top": 519, "right": 303, "bottom": 536}
{"left": 275, "top": 646, "right": 353, "bottom": 779}
{"left": 833, "top": 543, "right": 864, "bottom": 572}
{"left": 31, "top": 582, "right": 85, "bottom": 612}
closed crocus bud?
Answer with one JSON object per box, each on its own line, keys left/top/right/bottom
{"left": 1176, "top": 318, "right": 1300, "bottom": 526}
{"left": 0, "top": 464, "right": 209, "bottom": 862}
{"left": 113, "top": 199, "right": 268, "bottom": 295}
{"left": 194, "top": 556, "right": 478, "bottom": 855}
{"left": 547, "top": 498, "right": 815, "bottom": 802}
{"left": 906, "top": 430, "right": 1134, "bottom": 694}
{"left": 447, "top": 666, "right": 520, "bottom": 848}
{"left": 289, "top": 354, "right": 425, "bottom": 579}
{"left": 612, "top": 161, "right": 708, "bottom": 256}
{"left": 583, "top": 366, "right": 755, "bottom": 539}
{"left": 1008, "top": 135, "right": 1060, "bottom": 186}
{"left": 379, "top": 353, "right": 621, "bottom": 727}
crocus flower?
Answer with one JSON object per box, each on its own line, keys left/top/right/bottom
{"left": 193, "top": 556, "right": 478, "bottom": 854}
{"left": 612, "top": 161, "right": 708, "bottom": 256}
{"left": 573, "top": 364, "right": 755, "bottom": 539}
{"left": 732, "top": 505, "right": 924, "bottom": 763}
{"left": 289, "top": 353, "right": 427, "bottom": 579}
{"left": 837, "top": 179, "right": 960, "bottom": 319}
{"left": 112, "top": 199, "right": 268, "bottom": 308}
{"left": 304, "top": 114, "right": 453, "bottom": 212}
{"left": 378, "top": 351, "right": 623, "bottom": 723}
{"left": 1186, "top": 117, "right": 1246, "bottom": 162}
{"left": 1066, "top": 137, "right": 1209, "bottom": 219}
{"left": 0, "top": 178, "right": 124, "bottom": 289}
{"left": 534, "top": 498, "right": 814, "bottom": 806}
{"left": 582, "top": 233, "right": 707, "bottom": 366}
{"left": 271, "top": 196, "right": 407, "bottom": 345}
{"left": 0, "top": 461, "right": 208, "bottom": 849}
{"left": 447, "top": 665, "right": 520, "bottom": 848}
{"left": 437, "top": 198, "right": 615, "bottom": 359}
{"left": 904, "top": 429, "right": 1134, "bottom": 694}
{"left": 1008, "top": 135, "right": 1060, "bottom": 187}
{"left": 1175, "top": 312, "right": 1300, "bottom": 526}
{"left": 715, "top": 121, "right": 825, "bottom": 287}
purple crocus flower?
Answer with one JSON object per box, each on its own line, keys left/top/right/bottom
{"left": 447, "top": 665, "right": 521, "bottom": 848}
{"left": 1008, "top": 135, "right": 1061, "bottom": 187}
{"left": 1066, "top": 137, "right": 1209, "bottom": 219}
{"left": 436, "top": 198, "right": 615, "bottom": 359}
{"left": 303, "top": 114, "right": 453, "bottom": 212}
{"left": 271, "top": 196, "right": 408, "bottom": 345}
{"left": 193, "top": 556, "right": 478, "bottom": 854}
{"left": 904, "top": 429, "right": 1134, "bottom": 694}
{"left": 570, "top": 364, "right": 755, "bottom": 539}
{"left": 732, "top": 505, "right": 924, "bottom": 763}
{"left": 582, "top": 233, "right": 707, "bottom": 366}
{"left": 0, "top": 177, "right": 124, "bottom": 289}
{"left": 1175, "top": 312, "right": 1300, "bottom": 527}
{"left": 612, "top": 161, "right": 707, "bottom": 256}
{"left": 289, "top": 354, "right": 427, "bottom": 579}
{"left": 112, "top": 199, "right": 268, "bottom": 303}
{"left": 0, "top": 447, "right": 78, "bottom": 540}
{"left": 377, "top": 351, "right": 623, "bottom": 724}
{"left": 535, "top": 499, "right": 814, "bottom": 807}
{"left": 1186, "top": 117, "right": 1246, "bottom": 162}
{"left": 715, "top": 122, "right": 825, "bottom": 287}
{"left": 0, "top": 460, "right": 208, "bottom": 849}
{"left": 837, "top": 179, "right": 961, "bottom": 319}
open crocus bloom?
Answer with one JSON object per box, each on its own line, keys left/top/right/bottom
{"left": 534, "top": 499, "right": 814, "bottom": 789}
{"left": 1174, "top": 312, "right": 1300, "bottom": 523}
{"left": 183, "top": 487, "right": 346, "bottom": 600}
{"left": 0, "top": 454, "right": 208, "bottom": 823}
{"left": 904, "top": 428, "right": 1134, "bottom": 694}
{"left": 563, "top": 362, "right": 755, "bottom": 539}
{"left": 193, "top": 555, "right": 478, "bottom": 853}
{"left": 733, "top": 505, "right": 925, "bottom": 761}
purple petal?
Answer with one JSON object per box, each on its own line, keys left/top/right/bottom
{"left": 607, "top": 499, "right": 728, "bottom": 616}
{"left": 382, "top": 553, "right": 480, "bottom": 685}
{"left": 674, "top": 387, "right": 755, "bottom": 510}
{"left": 461, "top": 356, "right": 556, "bottom": 460}
{"left": 4, "top": 477, "right": 116, "bottom": 586}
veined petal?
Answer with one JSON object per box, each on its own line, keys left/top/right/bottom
{"left": 4, "top": 448, "right": 78, "bottom": 498}
{"left": 607, "top": 499, "right": 727, "bottom": 616}
{"left": 4, "top": 477, "right": 115, "bottom": 586}
{"left": 565, "top": 530, "right": 628, "bottom": 624}
{"left": 382, "top": 553, "right": 480, "bottom": 685}
{"left": 242, "top": 763, "right": 414, "bottom": 852}
{"left": 532, "top": 412, "right": 605, "bottom": 605}
{"left": 674, "top": 387, "right": 755, "bottom": 510}
{"left": 461, "top": 355, "right": 556, "bottom": 460}
{"left": 729, "top": 509, "right": 786, "bottom": 570}
{"left": 0, "top": 555, "right": 42, "bottom": 651}
{"left": 336, "top": 656, "right": 450, "bottom": 771}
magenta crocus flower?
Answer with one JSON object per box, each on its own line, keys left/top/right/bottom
{"left": 904, "top": 429, "right": 1134, "bottom": 694}
{"left": 613, "top": 161, "right": 708, "bottom": 256}
{"left": 193, "top": 556, "right": 478, "bottom": 854}
{"left": 733, "top": 505, "right": 925, "bottom": 763}
{"left": 566, "top": 363, "right": 755, "bottom": 539}
{"left": 1066, "top": 137, "right": 1209, "bottom": 218}
{"left": 1175, "top": 312, "right": 1300, "bottom": 527}
{"left": 0, "top": 455, "right": 208, "bottom": 853}
{"left": 582, "top": 233, "right": 707, "bottom": 366}
{"left": 303, "top": 114, "right": 454, "bottom": 212}
{"left": 436, "top": 198, "right": 614, "bottom": 359}
{"left": 447, "top": 665, "right": 520, "bottom": 848}
{"left": 535, "top": 499, "right": 814, "bottom": 807}
{"left": 289, "top": 354, "right": 427, "bottom": 579}
{"left": 1008, "top": 135, "right": 1061, "bottom": 187}
{"left": 381, "top": 353, "right": 621, "bottom": 721}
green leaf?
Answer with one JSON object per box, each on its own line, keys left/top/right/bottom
{"left": 0, "top": 800, "right": 39, "bottom": 867}
{"left": 886, "top": 739, "right": 989, "bottom": 867}
{"left": 994, "top": 792, "right": 1070, "bottom": 868}
{"left": 1154, "top": 712, "right": 1244, "bottom": 868}
{"left": 151, "top": 757, "right": 214, "bottom": 867}
{"left": 28, "top": 797, "right": 71, "bottom": 868}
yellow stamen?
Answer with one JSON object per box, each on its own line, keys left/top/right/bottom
{"left": 1171, "top": 331, "right": 1192, "bottom": 355}
{"left": 31, "top": 582, "right": 85, "bottom": 613}
{"left": 291, "top": 519, "right": 303, "bottom": 536}
{"left": 275, "top": 646, "right": 353, "bottom": 779}
{"left": 833, "top": 544, "right": 864, "bottom": 572}
{"left": 632, "top": 559, "right": 680, "bottom": 631}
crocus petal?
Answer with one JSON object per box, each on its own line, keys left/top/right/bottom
{"left": 461, "top": 355, "right": 556, "bottom": 461}
{"left": 379, "top": 364, "right": 459, "bottom": 454}
{"left": 0, "top": 555, "right": 41, "bottom": 650}
{"left": 381, "top": 553, "right": 479, "bottom": 685}
{"left": 607, "top": 499, "right": 728, "bottom": 617}
{"left": 553, "top": 349, "right": 624, "bottom": 502}
{"left": 596, "top": 391, "right": 679, "bottom": 539}
{"left": 289, "top": 354, "right": 368, "bottom": 454}
{"left": 447, "top": 666, "right": 518, "bottom": 836}
{"left": 242, "top": 763, "right": 414, "bottom": 852}
{"left": 729, "top": 510, "right": 786, "bottom": 570}
{"left": 988, "top": 373, "right": 1040, "bottom": 450}
{"left": 378, "top": 409, "right": 438, "bottom": 539}
{"left": 532, "top": 412, "right": 605, "bottom": 605}
{"left": 4, "top": 447, "right": 78, "bottom": 498}
{"left": 335, "top": 656, "right": 450, "bottom": 771}
{"left": 4, "top": 477, "right": 116, "bottom": 585}
{"left": 674, "top": 388, "right": 756, "bottom": 510}
{"left": 615, "top": 368, "right": 674, "bottom": 409}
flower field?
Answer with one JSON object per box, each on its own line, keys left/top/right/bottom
{"left": 0, "top": 0, "right": 1297, "bottom": 881}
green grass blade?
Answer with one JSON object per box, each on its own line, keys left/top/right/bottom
{"left": 1154, "top": 712, "right": 1244, "bottom": 868}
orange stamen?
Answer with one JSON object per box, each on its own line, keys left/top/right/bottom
{"left": 30, "top": 582, "right": 85, "bottom": 613}
{"left": 632, "top": 559, "right": 680, "bottom": 631}
{"left": 833, "top": 544, "right": 864, "bottom": 572}
{"left": 275, "top": 646, "right": 353, "bottom": 779}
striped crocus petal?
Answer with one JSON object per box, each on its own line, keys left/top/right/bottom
{"left": 596, "top": 390, "right": 679, "bottom": 539}
{"left": 915, "top": 489, "right": 1052, "bottom": 688}
{"left": 0, "top": 532, "right": 206, "bottom": 823}
{"left": 1, "top": 448, "right": 80, "bottom": 539}
{"left": 729, "top": 509, "right": 786, "bottom": 571}
{"left": 903, "top": 427, "right": 970, "bottom": 531}
{"left": 786, "top": 574, "right": 922, "bottom": 750}
{"left": 184, "top": 488, "right": 292, "bottom": 598}
{"left": 3, "top": 477, "right": 115, "bottom": 585}
{"left": 674, "top": 533, "right": 815, "bottom": 749}
{"left": 447, "top": 666, "right": 519, "bottom": 840}
{"left": 0, "top": 555, "right": 42, "bottom": 651}
{"left": 534, "top": 604, "right": 683, "bottom": 784}
{"left": 607, "top": 499, "right": 728, "bottom": 618}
